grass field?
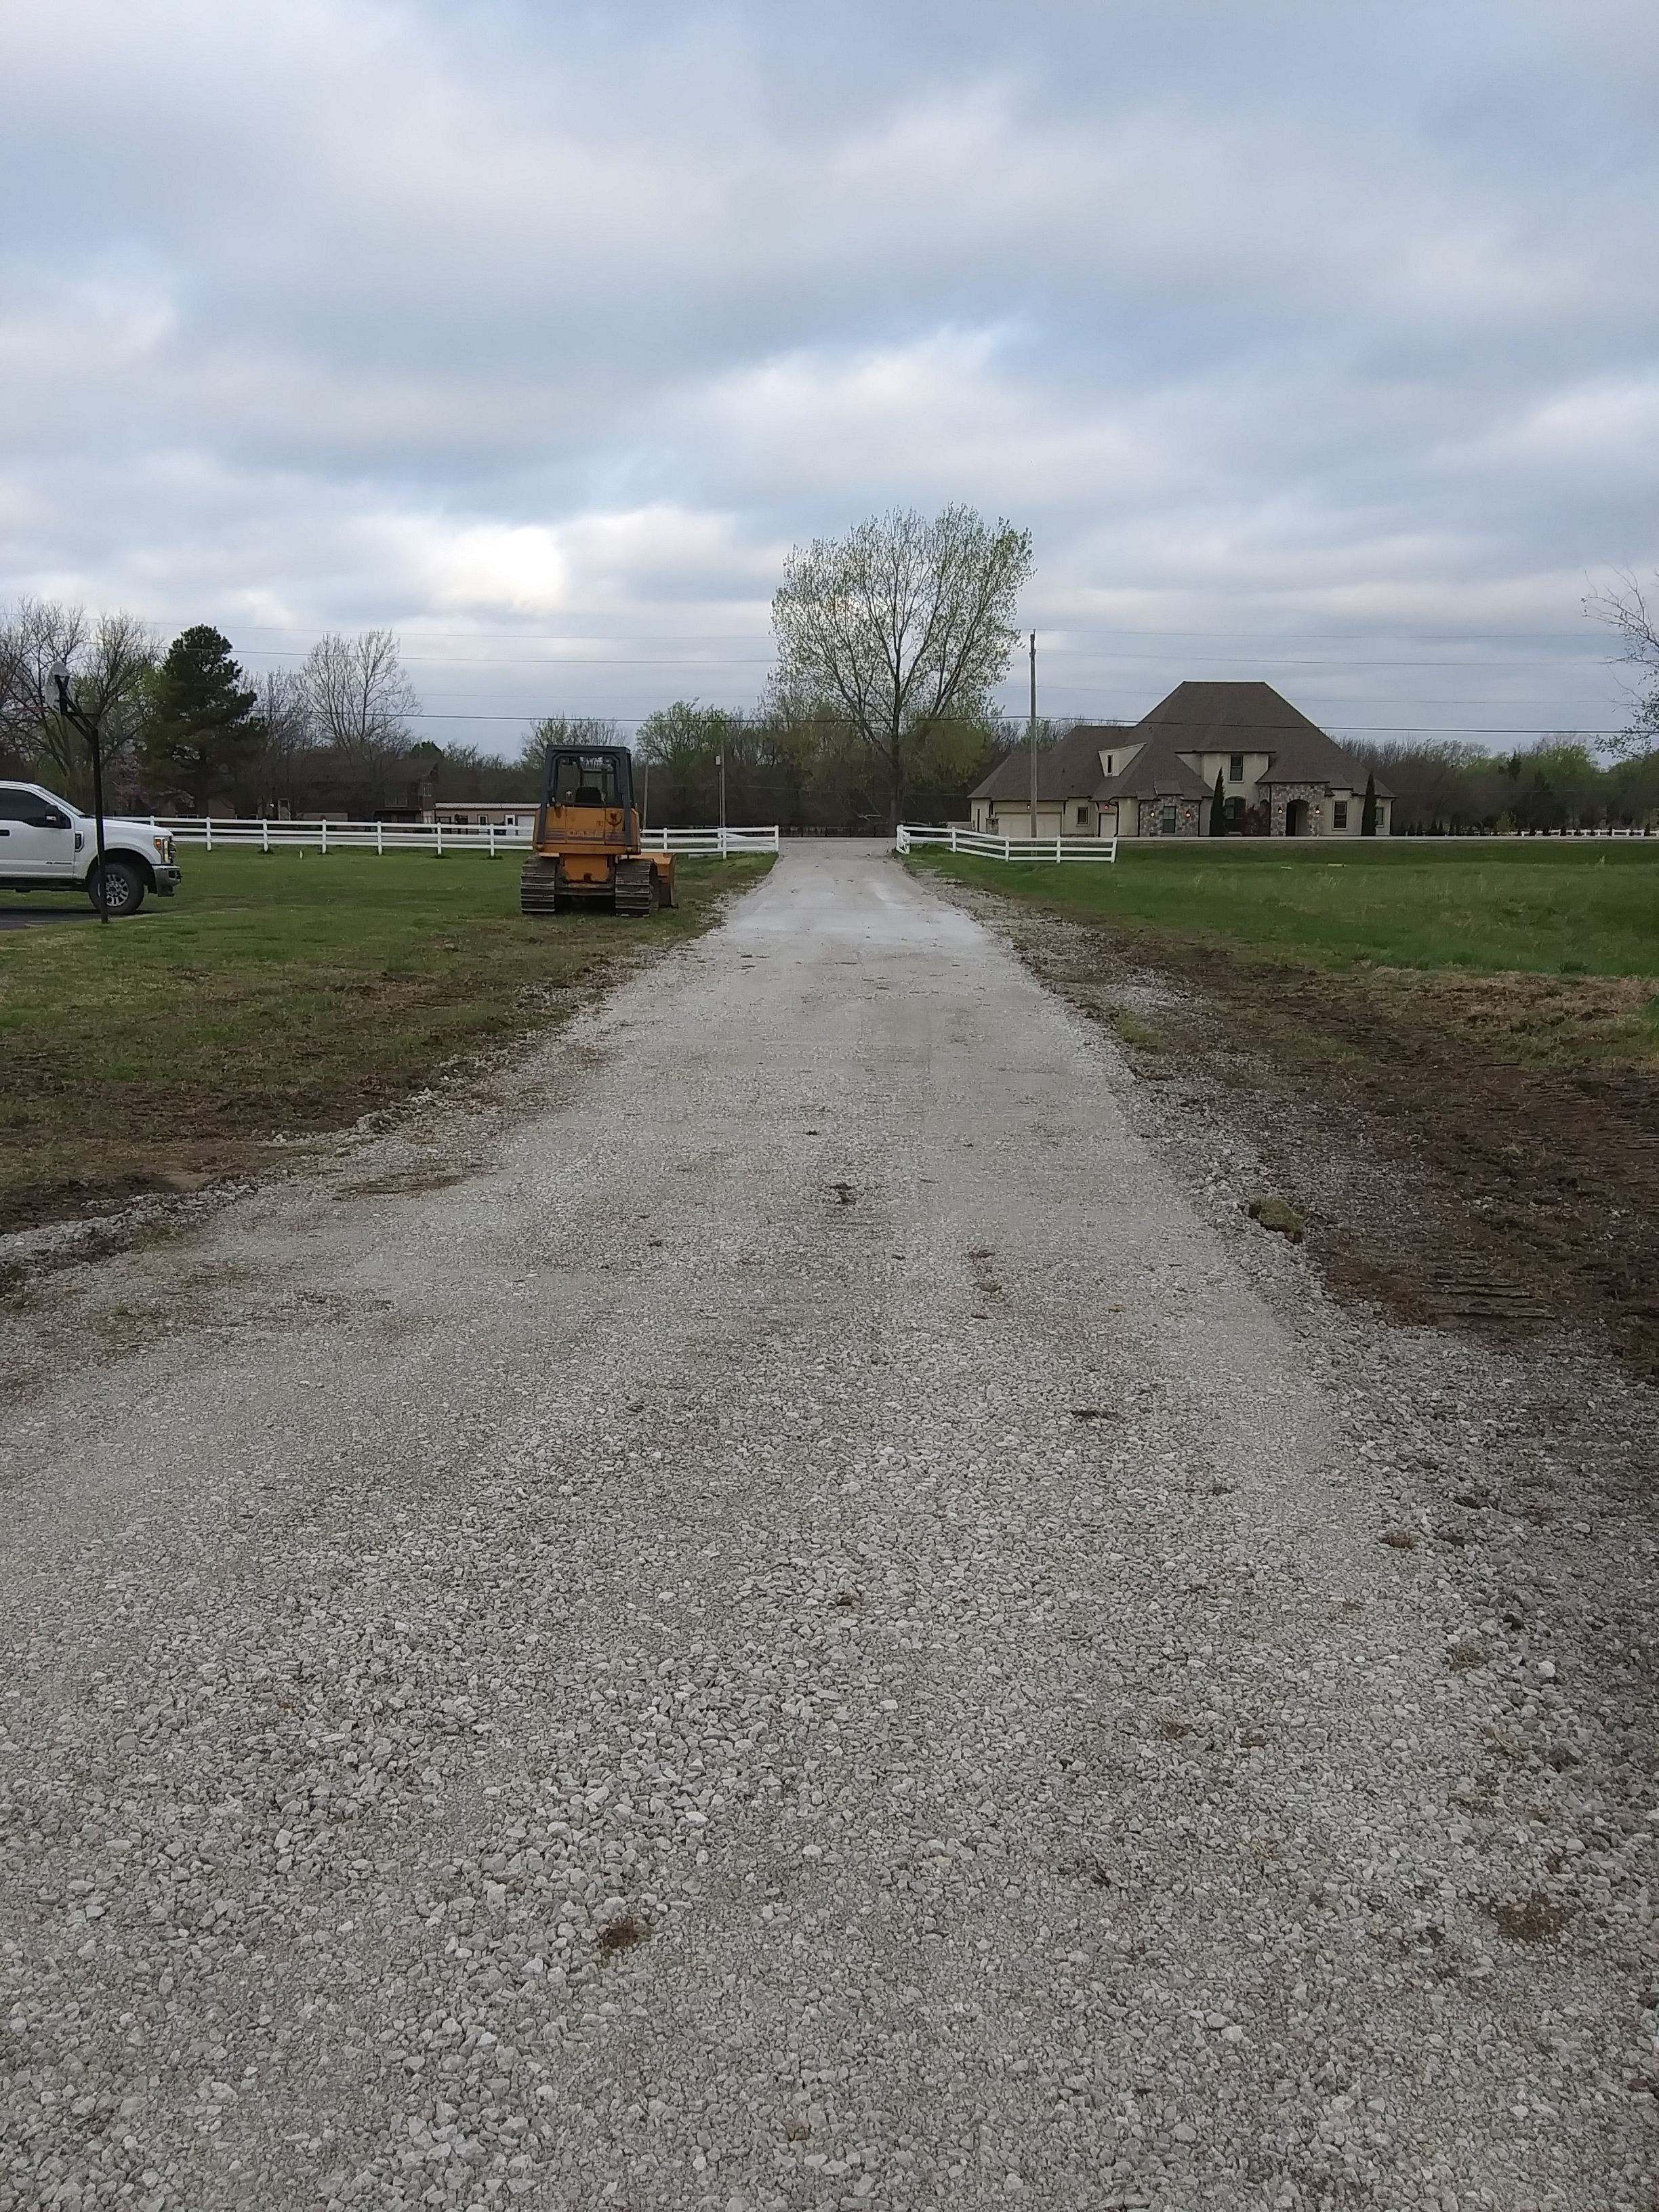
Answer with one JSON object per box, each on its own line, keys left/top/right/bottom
{"left": 910, "top": 840, "right": 1659, "bottom": 1069}
{"left": 909, "top": 840, "right": 1659, "bottom": 977}
{"left": 0, "top": 848, "right": 770, "bottom": 1233}
{"left": 912, "top": 838, "right": 1659, "bottom": 1367}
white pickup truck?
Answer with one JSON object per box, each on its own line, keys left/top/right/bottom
{"left": 0, "top": 781, "right": 182, "bottom": 916}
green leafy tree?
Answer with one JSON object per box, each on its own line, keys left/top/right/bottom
{"left": 142, "top": 626, "right": 258, "bottom": 808}
{"left": 772, "top": 504, "right": 1034, "bottom": 832}
{"left": 1210, "top": 770, "right": 1226, "bottom": 838}
{"left": 1360, "top": 771, "right": 1378, "bottom": 836}
{"left": 636, "top": 702, "right": 741, "bottom": 824}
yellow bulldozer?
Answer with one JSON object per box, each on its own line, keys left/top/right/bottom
{"left": 518, "top": 743, "right": 676, "bottom": 917}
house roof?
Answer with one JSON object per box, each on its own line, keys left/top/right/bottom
{"left": 970, "top": 681, "right": 1393, "bottom": 803}
{"left": 1132, "top": 681, "right": 1392, "bottom": 792}
{"left": 969, "top": 720, "right": 1125, "bottom": 806}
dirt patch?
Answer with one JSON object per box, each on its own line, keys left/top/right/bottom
{"left": 997, "top": 909, "right": 1659, "bottom": 1378}
{"left": 595, "top": 1912, "right": 650, "bottom": 1959}
{"left": 1486, "top": 1895, "right": 1574, "bottom": 1943}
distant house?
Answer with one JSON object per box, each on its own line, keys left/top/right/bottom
{"left": 427, "top": 802, "right": 539, "bottom": 835}
{"left": 970, "top": 681, "right": 1393, "bottom": 840}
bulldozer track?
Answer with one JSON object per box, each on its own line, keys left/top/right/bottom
{"left": 519, "top": 857, "right": 563, "bottom": 915}
{"left": 614, "top": 859, "right": 659, "bottom": 916}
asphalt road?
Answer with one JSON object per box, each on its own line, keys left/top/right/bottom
{"left": 0, "top": 903, "right": 93, "bottom": 929}
{"left": 2, "top": 842, "right": 1650, "bottom": 2211}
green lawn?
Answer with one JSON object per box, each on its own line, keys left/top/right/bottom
{"left": 0, "top": 848, "right": 770, "bottom": 1233}
{"left": 909, "top": 840, "right": 1659, "bottom": 977}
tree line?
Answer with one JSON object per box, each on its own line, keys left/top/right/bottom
{"left": 0, "top": 602, "right": 444, "bottom": 817}
{"left": 1348, "top": 737, "right": 1659, "bottom": 834}
{"left": 6, "top": 525, "right": 1658, "bottom": 832}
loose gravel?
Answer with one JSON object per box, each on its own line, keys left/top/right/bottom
{"left": 2, "top": 841, "right": 1655, "bottom": 2212}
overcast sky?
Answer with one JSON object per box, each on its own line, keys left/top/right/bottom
{"left": 4, "top": 0, "right": 1658, "bottom": 752}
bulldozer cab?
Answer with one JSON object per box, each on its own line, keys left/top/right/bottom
{"left": 520, "top": 742, "right": 675, "bottom": 916}
{"left": 538, "top": 746, "right": 636, "bottom": 842}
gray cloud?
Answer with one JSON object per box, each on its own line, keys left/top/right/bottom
{"left": 2, "top": 0, "right": 1656, "bottom": 745}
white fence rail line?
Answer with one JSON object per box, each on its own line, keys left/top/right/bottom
{"left": 150, "top": 817, "right": 780, "bottom": 857}
{"left": 640, "top": 827, "right": 781, "bottom": 855}
{"left": 896, "top": 823, "right": 1118, "bottom": 864}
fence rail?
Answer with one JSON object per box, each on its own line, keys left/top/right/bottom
{"left": 896, "top": 823, "right": 1118, "bottom": 863}
{"left": 150, "top": 817, "right": 780, "bottom": 857}
{"left": 640, "top": 827, "right": 781, "bottom": 855}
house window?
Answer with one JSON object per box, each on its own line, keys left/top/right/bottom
{"left": 1075, "top": 805, "right": 1088, "bottom": 827}
{"left": 1104, "top": 754, "right": 1114, "bottom": 774}
{"left": 1160, "top": 802, "right": 1177, "bottom": 834}
{"left": 1229, "top": 754, "right": 1244, "bottom": 783}
{"left": 1333, "top": 800, "right": 1349, "bottom": 829}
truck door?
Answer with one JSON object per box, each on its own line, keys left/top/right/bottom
{"left": 0, "top": 787, "right": 79, "bottom": 880}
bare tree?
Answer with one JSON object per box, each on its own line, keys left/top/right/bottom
{"left": 75, "top": 612, "right": 159, "bottom": 800}
{"left": 1583, "top": 570, "right": 1659, "bottom": 758}
{"left": 248, "top": 667, "right": 317, "bottom": 813}
{"left": 0, "top": 609, "right": 32, "bottom": 773}
{"left": 300, "top": 630, "right": 418, "bottom": 773}
{"left": 771, "top": 505, "right": 1034, "bottom": 830}
{"left": 518, "top": 714, "right": 623, "bottom": 774}
{"left": 1, "top": 598, "right": 87, "bottom": 779}
{"left": 0, "top": 599, "right": 155, "bottom": 799}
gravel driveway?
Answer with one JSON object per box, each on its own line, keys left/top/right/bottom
{"left": 3, "top": 842, "right": 1654, "bottom": 2212}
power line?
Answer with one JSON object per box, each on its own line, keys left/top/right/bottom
{"left": 165, "top": 619, "right": 1618, "bottom": 652}
{"left": 230, "top": 644, "right": 1614, "bottom": 672}
{"left": 405, "top": 710, "right": 1624, "bottom": 735}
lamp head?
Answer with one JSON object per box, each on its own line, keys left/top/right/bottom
{"left": 49, "top": 659, "right": 70, "bottom": 707}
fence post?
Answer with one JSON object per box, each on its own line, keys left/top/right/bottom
{"left": 373, "top": 821, "right": 381, "bottom": 855}
{"left": 488, "top": 823, "right": 495, "bottom": 859}
{"left": 1055, "top": 838, "right": 1061, "bottom": 863}
{"left": 436, "top": 819, "right": 444, "bottom": 858}
{"left": 262, "top": 818, "right": 270, "bottom": 854}
{"left": 205, "top": 817, "right": 213, "bottom": 853}
{"left": 322, "top": 819, "right": 329, "bottom": 855}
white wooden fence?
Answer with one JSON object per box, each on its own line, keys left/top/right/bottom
{"left": 640, "top": 827, "right": 781, "bottom": 856}
{"left": 149, "top": 817, "right": 780, "bottom": 857}
{"left": 896, "top": 823, "right": 1118, "bottom": 863}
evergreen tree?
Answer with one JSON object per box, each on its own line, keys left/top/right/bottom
{"left": 1361, "top": 771, "right": 1378, "bottom": 836}
{"left": 142, "top": 626, "right": 259, "bottom": 808}
{"left": 1210, "top": 769, "right": 1227, "bottom": 838}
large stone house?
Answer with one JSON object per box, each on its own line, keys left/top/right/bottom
{"left": 969, "top": 680, "right": 1393, "bottom": 840}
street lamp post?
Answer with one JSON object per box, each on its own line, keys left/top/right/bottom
{"left": 50, "top": 660, "right": 109, "bottom": 924}
{"left": 1027, "top": 630, "right": 1038, "bottom": 838}
{"left": 714, "top": 750, "right": 726, "bottom": 851}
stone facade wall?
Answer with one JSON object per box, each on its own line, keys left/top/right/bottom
{"left": 1138, "top": 797, "right": 1204, "bottom": 838}
{"left": 1267, "top": 781, "right": 1331, "bottom": 836}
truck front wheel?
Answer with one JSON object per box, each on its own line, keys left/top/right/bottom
{"left": 88, "top": 859, "right": 146, "bottom": 916}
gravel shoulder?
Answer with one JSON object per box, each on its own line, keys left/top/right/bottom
{"left": 2, "top": 841, "right": 1655, "bottom": 2212}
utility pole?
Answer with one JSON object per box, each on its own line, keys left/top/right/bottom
{"left": 1027, "top": 630, "right": 1038, "bottom": 836}
{"left": 49, "top": 660, "right": 109, "bottom": 924}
